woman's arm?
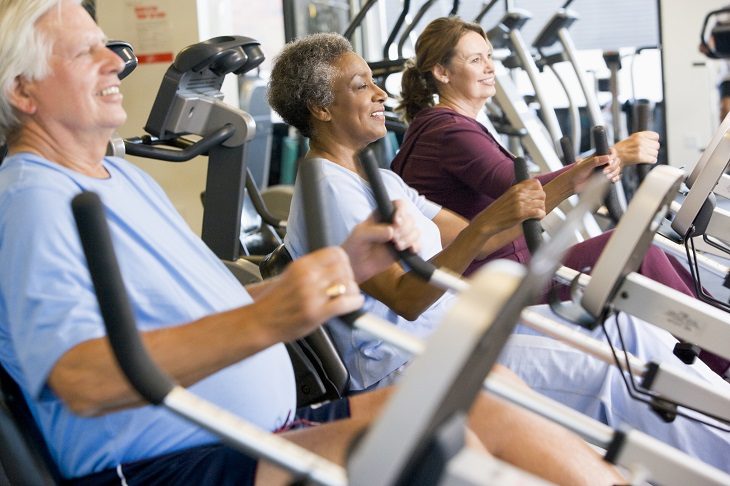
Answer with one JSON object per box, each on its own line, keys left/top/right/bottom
{"left": 541, "top": 132, "right": 655, "bottom": 210}
{"left": 613, "top": 131, "right": 660, "bottom": 165}
{"left": 360, "top": 180, "right": 545, "bottom": 320}
{"left": 542, "top": 152, "right": 618, "bottom": 211}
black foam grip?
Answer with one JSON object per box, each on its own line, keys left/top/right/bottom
{"left": 339, "top": 309, "right": 366, "bottom": 327}
{"left": 591, "top": 125, "right": 609, "bottom": 176}
{"left": 635, "top": 102, "right": 652, "bottom": 133}
{"left": 358, "top": 148, "right": 438, "bottom": 281}
{"left": 72, "top": 192, "right": 173, "bottom": 405}
{"left": 513, "top": 157, "right": 542, "bottom": 254}
{"left": 299, "top": 158, "right": 369, "bottom": 329}
{"left": 592, "top": 125, "right": 624, "bottom": 221}
{"left": 359, "top": 148, "right": 395, "bottom": 223}
{"left": 560, "top": 135, "right": 575, "bottom": 167}
{"left": 592, "top": 125, "right": 610, "bottom": 156}
{"left": 513, "top": 156, "right": 531, "bottom": 184}
{"left": 299, "top": 159, "right": 330, "bottom": 251}
{"left": 634, "top": 102, "right": 654, "bottom": 181}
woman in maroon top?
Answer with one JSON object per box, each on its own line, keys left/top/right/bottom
{"left": 391, "top": 16, "right": 729, "bottom": 376}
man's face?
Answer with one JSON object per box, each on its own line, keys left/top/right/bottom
{"left": 24, "top": 0, "right": 126, "bottom": 138}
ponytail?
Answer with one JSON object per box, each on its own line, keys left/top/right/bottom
{"left": 396, "top": 58, "right": 437, "bottom": 123}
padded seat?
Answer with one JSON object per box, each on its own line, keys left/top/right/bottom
{"left": 0, "top": 364, "right": 60, "bottom": 485}
{"left": 260, "top": 244, "right": 350, "bottom": 407}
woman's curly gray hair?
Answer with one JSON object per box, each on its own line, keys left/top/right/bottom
{"left": 267, "top": 32, "right": 353, "bottom": 138}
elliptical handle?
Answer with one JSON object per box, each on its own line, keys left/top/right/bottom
{"left": 592, "top": 125, "right": 625, "bottom": 222}
{"left": 513, "top": 157, "right": 543, "bottom": 254}
{"left": 635, "top": 101, "right": 652, "bottom": 132}
{"left": 72, "top": 191, "right": 174, "bottom": 405}
{"left": 560, "top": 135, "right": 576, "bottom": 167}
{"left": 358, "top": 148, "right": 436, "bottom": 280}
{"left": 592, "top": 125, "right": 610, "bottom": 157}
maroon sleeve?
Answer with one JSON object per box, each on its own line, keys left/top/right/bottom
{"left": 438, "top": 119, "right": 517, "bottom": 199}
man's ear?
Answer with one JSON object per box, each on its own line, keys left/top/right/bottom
{"left": 8, "top": 76, "right": 37, "bottom": 115}
{"left": 308, "top": 102, "right": 332, "bottom": 122}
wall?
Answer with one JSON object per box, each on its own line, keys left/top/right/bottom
{"left": 660, "top": 0, "right": 726, "bottom": 169}
{"left": 97, "top": 0, "right": 274, "bottom": 234}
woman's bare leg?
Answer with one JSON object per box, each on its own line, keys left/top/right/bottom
{"left": 256, "top": 379, "right": 624, "bottom": 486}
{"left": 467, "top": 380, "right": 625, "bottom": 485}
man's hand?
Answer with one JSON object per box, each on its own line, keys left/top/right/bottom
{"left": 342, "top": 200, "right": 421, "bottom": 283}
{"left": 254, "top": 248, "right": 363, "bottom": 344}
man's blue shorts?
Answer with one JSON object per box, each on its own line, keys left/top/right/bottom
{"left": 63, "top": 397, "right": 350, "bottom": 485}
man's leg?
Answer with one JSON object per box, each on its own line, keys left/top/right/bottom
{"left": 254, "top": 388, "right": 391, "bottom": 485}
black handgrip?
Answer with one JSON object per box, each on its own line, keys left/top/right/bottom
{"left": 358, "top": 148, "right": 436, "bottom": 280}
{"left": 339, "top": 309, "right": 367, "bottom": 327}
{"left": 634, "top": 102, "right": 654, "bottom": 181}
{"left": 360, "top": 148, "right": 395, "bottom": 223}
{"left": 560, "top": 135, "right": 575, "bottom": 167}
{"left": 513, "top": 157, "right": 542, "bottom": 254}
{"left": 72, "top": 192, "right": 174, "bottom": 405}
{"left": 635, "top": 101, "right": 652, "bottom": 132}
{"left": 298, "top": 158, "right": 393, "bottom": 331}
{"left": 591, "top": 125, "right": 609, "bottom": 175}
{"left": 592, "top": 125, "right": 624, "bottom": 221}
{"left": 299, "top": 159, "right": 330, "bottom": 252}
{"left": 592, "top": 125, "right": 610, "bottom": 157}
{"left": 124, "top": 124, "right": 236, "bottom": 162}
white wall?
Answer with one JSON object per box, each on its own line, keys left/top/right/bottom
{"left": 97, "top": 0, "right": 281, "bottom": 234}
{"left": 229, "top": 1, "right": 285, "bottom": 72}
{"left": 660, "top": 0, "right": 727, "bottom": 169}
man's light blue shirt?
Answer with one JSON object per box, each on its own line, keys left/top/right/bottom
{"left": 0, "top": 153, "right": 296, "bottom": 478}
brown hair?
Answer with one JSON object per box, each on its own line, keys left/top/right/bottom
{"left": 396, "top": 16, "right": 486, "bottom": 123}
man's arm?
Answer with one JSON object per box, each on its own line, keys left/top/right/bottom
{"left": 49, "top": 248, "right": 363, "bottom": 416}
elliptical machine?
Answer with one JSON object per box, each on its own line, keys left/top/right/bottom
{"left": 107, "top": 36, "right": 348, "bottom": 408}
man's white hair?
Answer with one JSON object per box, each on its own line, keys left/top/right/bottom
{"left": 0, "top": 0, "right": 82, "bottom": 145}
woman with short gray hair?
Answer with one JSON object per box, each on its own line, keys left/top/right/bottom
{"left": 275, "top": 31, "right": 730, "bottom": 475}
{"left": 268, "top": 32, "right": 353, "bottom": 138}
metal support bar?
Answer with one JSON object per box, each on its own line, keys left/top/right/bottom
{"left": 705, "top": 207, "right": 730, "bottom": 246}
{"left": 556, "top": 266, "right": 730, "bottom": 359}
{"left": 509, "top": 29, "right": 564, "bottom": 149}
{"left": 557, "top": 28, "right": 604, "bottom": 130}
{"left": 201, "top": 143, "right": 247, "bottom": 260}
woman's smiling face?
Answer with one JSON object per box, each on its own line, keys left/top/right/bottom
{"left": 325, "top": 51, "right": 388, "bottom": 149}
